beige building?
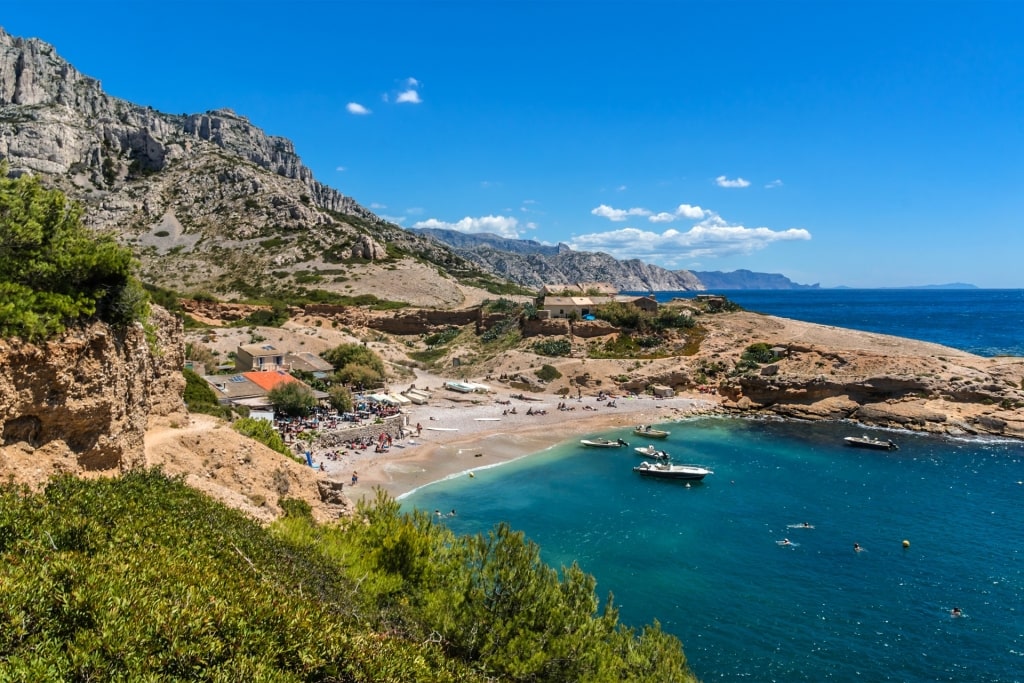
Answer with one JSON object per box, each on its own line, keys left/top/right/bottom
{"left": 235, "top": 343, "right": 286, "bottom": 372}
{"left": 539, "top": 294, "right": 658, "bottom": 319}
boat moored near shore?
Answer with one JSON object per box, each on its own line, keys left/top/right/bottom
{"left": 634, "top": 445, "right": 671, "bottom": 460}
{"left": 633, "top": 461, "right": 713, "bottom": 481}
{"left": 844, "top": 435, "right": 899, "bottom": 451}
{"left": 580, "top": 437, "right": 629, "bottom": 448}
{"left": 633, "top": 425, "right": 670, "bottom": 439}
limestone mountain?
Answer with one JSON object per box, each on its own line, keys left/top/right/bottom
{"left": 413, "top": 227, "right": 705, "bottom": 291}
{"left": 0, "top": 27, "right": 496, "bottom": 308}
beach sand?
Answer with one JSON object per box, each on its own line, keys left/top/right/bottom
{"left": 327, "top": 391, "right": 717, "bottom": 502}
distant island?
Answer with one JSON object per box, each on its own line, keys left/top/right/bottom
{"left": 834, "top": 283, "right": 979, "bottom": 290}
{"left": 891, "top": 283, "right": 978, "bottom": 290}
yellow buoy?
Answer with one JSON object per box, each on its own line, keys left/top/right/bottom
{"left": 902, "top": 539, "right": 910, "bottom": 548}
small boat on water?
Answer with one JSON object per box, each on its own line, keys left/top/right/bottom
{"left": 633, "top": 425, "right": 670, "bottom": 439}
{"left": 633, "top": 461, "right": 713, "bottom": 481}
{"left": 844, "top": 435, "right": 899, "bottom": 451}
{"left": 634, "top": 445, "right": 671, "bottom": 460}
{"left": 580, "top": 437, "right": 628, "bottom": 448}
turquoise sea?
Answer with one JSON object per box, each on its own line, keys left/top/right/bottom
{"left": 402, "top": 290, "right": 1024, "bottom": 682}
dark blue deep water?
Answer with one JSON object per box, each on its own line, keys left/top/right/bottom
{"left": 403, "top": 291, "right": 1024, "bottom": 682}
{"left": 640, "top": 289, "right": 1024, "bottom": 358}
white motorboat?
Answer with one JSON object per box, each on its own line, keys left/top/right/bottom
{"left": 580, "top": 437, "right": 628, "bottom": 448}
{"left": 634, "top": 445, "right": 670, "bottom": 460}
{"left": 632, "top": 461, "right": 712, "bottom": 481}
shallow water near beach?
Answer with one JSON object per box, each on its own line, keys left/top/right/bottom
{"left": 403, "top": 417, "right": 1024, "bottom": 682}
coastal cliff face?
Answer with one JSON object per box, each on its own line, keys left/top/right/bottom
{"left": 0, "top": 307, "right": 186, "bottom": 482}
{"left": 0, "top": 305, "right": 350, "bottom": 522}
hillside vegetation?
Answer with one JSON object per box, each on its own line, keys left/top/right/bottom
{"left": 0, "top": 470, "right": 697, "bottom": 682}
{"left": 0, "top": 170, "right": 147, "bottom": 340}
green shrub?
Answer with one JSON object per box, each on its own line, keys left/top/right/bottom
{"left": 0, "top": 170, "right": 148, "bottom": 340}
{"left": 232, "top": 417, "right": 291, "bottom": 457}
{"left": 536, "top": 364, "right": 562, "bottom": 381}
{"left": 741, "top": 342, "right": 777, "bottom": 365}
{"left": 424, "top": 326, "right": 461, "bottom": 347}
{"left": 533, "top": 338, "right": 572, "bottom": 357}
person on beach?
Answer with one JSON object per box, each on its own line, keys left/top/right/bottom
{"left": 416, "top": 423, "right": 422, "bottom": 436}
{"left": 351, "top": 471, "right": 358, "bottom": 486}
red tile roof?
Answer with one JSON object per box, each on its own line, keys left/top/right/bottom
{"left": 242, "top": 370, "right": 300, "bottom": 392}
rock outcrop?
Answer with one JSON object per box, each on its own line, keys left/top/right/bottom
{"left": 0, "top": 306, "right": 185, "bottom": 481}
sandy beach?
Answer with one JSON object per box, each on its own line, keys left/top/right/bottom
{"left": 324, "top": 388, "right": 718, "bottom": 503}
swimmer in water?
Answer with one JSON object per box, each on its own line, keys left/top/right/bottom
{"left": 951, "top": 606, "right": 963, "bottom": 618}
{"left": 853, "top": 542, "right": 863, "bottom": 552}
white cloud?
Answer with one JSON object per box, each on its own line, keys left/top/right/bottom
{"left": 413, "top": 215, "right": 521, "bottom": 238}
{"left": 346, "top": 102, "right": 371, "bottom": 115}
{"left": 568, "top": 215, "right": 811, "bottom": 266}
{"left": 406, "top": 207, "right": 425, "bottom": 216}
{"left": 335, "top": 165, "right": 347, "bottom": 172}
{"left": 591, "top": 204, "right": 653, "bottom": 221}
{"left": 675, "top": 203, "right": 706, "bottom": 219}
{"left": 765, "top": 179, "right": 784, "bottom": 189}
{"left": 381, "top": 214, "right": 406, "bottom": 225}
{"left": 396, "top": 89, "right": 422, "bottom": 104}
{"left": 616, "top": 185, "right": 627, "bottom": 192}
{"left": 369, "top": 202, "right": 387, "bottom": 209}
{"left": 404, "top": 77, "right": 420, "bottom": 87}
{"left": 715, "top": 175, "right": 750, "bottom": 188}
{"left": 632, "top": 204, "right": 706, "bottom": 224}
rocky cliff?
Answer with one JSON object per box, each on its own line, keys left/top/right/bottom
{"left": 0, "top": 306, "right": 185, "bottom": 482}
{"left": 427, "top": 242, "right": 705, "bottom": 291}
{"left": 0, "top": 305, "right": 350, "bottom": 522}
{"left": 0, "top": 28, "right": 483, "bottom": 307}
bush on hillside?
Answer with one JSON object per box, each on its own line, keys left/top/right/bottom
{"left": 0, "top": 169, "right": 147, "bottom": 340}
{"left": 182, "top": 368, "right": 232, "bottom": 418}
{"left": 0, "top": 472, "right": 698, "bottom": 682}
{"left": 232, "top": 417, "right": 292, "bottom": 457}
{"left": 322, "top": 342, "right": 386, "bottom": 376}
{"left": 536, "top": 364, "right": 562, "bottom": 381}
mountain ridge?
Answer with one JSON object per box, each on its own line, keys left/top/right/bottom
{"left": 1, "top": 26, "right": 812, "bottom": 300}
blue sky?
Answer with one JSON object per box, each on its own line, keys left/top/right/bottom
{"left": 4, "top": 1, "right": 1023, "bottom": 288}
